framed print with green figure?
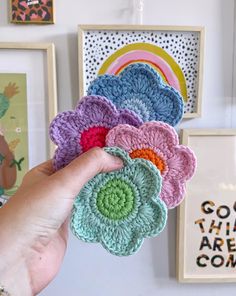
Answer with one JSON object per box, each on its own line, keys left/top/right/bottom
{"left": 0, "top": 73, "right": 28, "bottom": 206}
{"left": 0, "top": 42, "right": 58, "bottom": 208}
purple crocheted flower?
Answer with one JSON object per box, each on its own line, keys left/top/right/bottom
{"left": 49, "top": 95, "right": 143, "bottom": 170}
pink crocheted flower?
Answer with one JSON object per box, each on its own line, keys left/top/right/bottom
{"left": 49, "top": 95, "right": 142, "bottom": 170}
{"left": 106, "top": 122, "right": 196, "bottom": 209}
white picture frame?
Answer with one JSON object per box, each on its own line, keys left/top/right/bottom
{"left": 0, "top": 42, "right": 57, "bottom": 158}
{"left": 78, "top": 25, "right": 205, "bottom": 118}
{"left": 177, "top": 129, "right": 236, "bottom": 283}
{"left": 0, "top": 42, "right": 58, "bottom": 206}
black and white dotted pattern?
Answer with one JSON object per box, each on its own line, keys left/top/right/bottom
{"left": 82, "top": 30, "right": 200, "bottom": 114}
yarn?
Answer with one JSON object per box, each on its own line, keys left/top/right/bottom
{"left": 88, "top": 63, "right": 184, "bottom": 126}
{"left": 96, "top": 178, "right": 135, "bottom": 220}
{"left": 80, "top": 126, "right": 109, "bottom": 152}
{"left": 130, "top": 148, "right": 166, "bottom": 174}
{"left": 106, "top": 122, "right": 197, "bottom": 209}
{"left": 70, "top": 147, "right": 168, "bottom": 256}
{"left": 49, "top": 95, "right": 143, "bottom": 170}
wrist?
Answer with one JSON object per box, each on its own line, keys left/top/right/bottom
{"left": 0, "top": 256, "right": 32, "bottom": 296}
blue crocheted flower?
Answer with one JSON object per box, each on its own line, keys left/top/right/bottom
{"left": 88, "top": 63, "right": 184, "bottom": 126}
{"left": 70, "top": 147, "right": 167, "bottom": 256}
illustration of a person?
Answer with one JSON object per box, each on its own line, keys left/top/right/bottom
{"left": 0, "top": 134, "right": 17, "bottom": 207}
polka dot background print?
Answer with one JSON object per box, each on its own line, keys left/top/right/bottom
{"left": 81, "top": 29, "right": 201, "bottom": 115}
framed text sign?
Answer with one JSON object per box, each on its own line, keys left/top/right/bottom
{"left": 177, "top": 129, "right": 236, "bottom": 283}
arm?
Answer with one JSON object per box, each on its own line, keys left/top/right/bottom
{"left": 0, "top": 148, "right": 123, "bottom": 295}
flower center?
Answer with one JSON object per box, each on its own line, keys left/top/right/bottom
{"left": 96, "top": 178, "right": 135, "bottom": 220}
{"left": 130, "top": 148, "right": 166, "bottom": 174}
{"left": 80, "top": 126, "right": 110, "bottom": 152}
{"left": 120, "top": 97, "right": 150, "bottom": 121}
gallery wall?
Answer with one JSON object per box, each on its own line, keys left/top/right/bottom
{"left": 0, "top": 0, "right": 235, "bottom": 295}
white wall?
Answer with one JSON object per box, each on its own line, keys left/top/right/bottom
{"left": 1, "top": 0, "right": 236, "bottom": 295}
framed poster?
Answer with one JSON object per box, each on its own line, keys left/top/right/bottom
{"left": 0, "top": 74, "right": 28, "bottom": 205}
{"left": 78, "top": 25, "right": 205, "bottom": 118}
{"left": 10, "top": 0, "right": 55, "bottom": 24}
{"left": 0, "top": 43, "right": 57, "bottom": 207}
{"left": 177, "top": 129, "right": 236, "bottom": 283}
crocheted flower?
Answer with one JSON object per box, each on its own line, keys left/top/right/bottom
{"left": 106, "top": 122, "right": 196, "bottom": 209}
{"left": 71, "top": 147, "right": 167, "bottom": 256}
{"left": 49, "top": 95, "right": 142, "bottom": 170}
{"left": 88, "top": 63, "right": 184, "bottom": 126}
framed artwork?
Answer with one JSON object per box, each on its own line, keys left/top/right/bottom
{"left": 10, "top": 0, "right": 55, "bottom": 24}
{"left": 78, "top": 25, "right": 205, "bottom": 118}
{"left": 0, "top": 43, "right": 57, "bottom": 207}
{"left": 177, "top": 129, "right": 236, "bottom": 283}
{"left": 0, "top": 74, "right": 28, "bottom": 205}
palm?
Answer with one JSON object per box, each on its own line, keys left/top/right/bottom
{"left": 20, "top": 161, "right": 69, "bottom": 294}
{"left": 28, "top": 226, "right": 68, "bottom": 294}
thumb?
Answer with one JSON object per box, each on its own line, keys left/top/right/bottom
{"left": 17, "top": 148, "right": 123, "bottom": 228}
{"left": 0, "top": 148, "right": 124, "bottom": 249}
{"left": 50, "top": 147, "right": 124, "bottom": 197}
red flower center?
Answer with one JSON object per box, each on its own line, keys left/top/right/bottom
{"left": 80, "top": 126, "right": 110, "bottom": 152}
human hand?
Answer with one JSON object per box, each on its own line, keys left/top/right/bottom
{"left": 0, "top": 148, "right": 123, "bottom": 296}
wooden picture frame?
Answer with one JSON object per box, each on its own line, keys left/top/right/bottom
{"left": 78, "top": 25, "right": 205, "bottom": 118}
{"left": 0, "top": 42, "right": 57, "bottom": 206}
{"left": 10, "top": 0, "right": 55, "bottom": 24}
{"left": 177, "top": 129, "right": 236, "bottom": 283}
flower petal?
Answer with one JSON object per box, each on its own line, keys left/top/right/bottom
{"left": 167, "top": 146, "right": 197, "bottom": 181}
{"left": 49, "top": 111, "right": 84, "bottom": 146}
{"left": 88, "top": 76, "right": 124, "bottom": 101}
{"left": 134, "top": 199, "right": 167, "bottom": 237}
{"left": 120, "top": 63, "right": 161, "bottom": 95}
{"left": 76, "top": 95, "right": 117, "bottom": 126}
{"left": 106, "top": 124, "right": 143, "bottom": 152}
{"left": 53, "top": 141, "right": 81, "bottom": 170}
{"left": 160, "top": 179, "right": 185, "bottom": 209}
{"left": 70, "top": 204, "right": 100, "bottom": 243}
{"left": 127, "top": 158, "right": 162, "bottom": 202}
{"left": 152, "top": 87, "right": 184, "bottom": 126}
{"left": 101, "top": 225, "right": 143, "bottom": 256}
{"left": 117, "top": 109, "right": 143, "bottom": 127}
{"left": 140, "top": 122, "right": 178, "bottom": 156}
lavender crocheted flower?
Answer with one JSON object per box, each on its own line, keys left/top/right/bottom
{"left": 71, "top": 147, "right": 167, "bottom": 256}
{"left": 49, "top": 95, "right": 142, "bottom": 170}
{"left": 88, "top": 63, "right": 184, "bottom": 126}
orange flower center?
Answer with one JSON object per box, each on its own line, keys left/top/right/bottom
{"left": 129, "top": 148, "right": 166, "bottom": 174}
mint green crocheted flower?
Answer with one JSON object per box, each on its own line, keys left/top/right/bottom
{"left": 70, "top": 147, "right": 167, "bottom": 256}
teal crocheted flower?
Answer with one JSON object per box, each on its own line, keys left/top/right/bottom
{"left": 70, "top": 147, "right": 167, "bottom": 256}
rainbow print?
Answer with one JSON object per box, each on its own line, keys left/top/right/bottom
{"left": 98, "top": 43, "right": 188, "bottom": 102}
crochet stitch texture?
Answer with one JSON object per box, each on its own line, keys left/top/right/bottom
{"left": 49, "top": 95, "right": 142, "bottom": 170}
{"left": 88, "top": 63, "right": 184, "bottom": 126}
{"left": 70, "top": 147, "right": 168, "bottom": 256}
{"left": 106, "top": 122, "right": 197, "bottom": 209}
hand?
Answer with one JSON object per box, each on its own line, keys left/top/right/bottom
{"left": 0, "top": 148, "right": 123, "bottom": 296}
